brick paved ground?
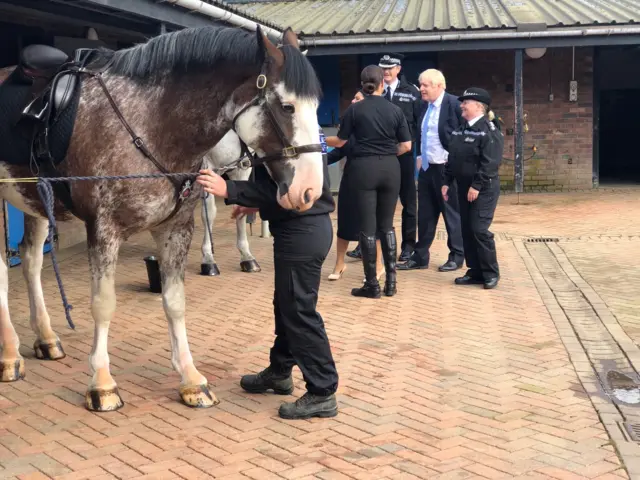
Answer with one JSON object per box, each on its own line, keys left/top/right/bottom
{"left": 1, "top": 188, "right": 639, "bottom": 480}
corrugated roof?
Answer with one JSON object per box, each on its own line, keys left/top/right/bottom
{"left": 231, "top": 0, "right": 640, "bottom": 36}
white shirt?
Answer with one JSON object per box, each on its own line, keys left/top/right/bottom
{"left": 467, "top": 114, "right": 484, "bottom": 127}
{"left": 421, "top": 90, "right": 448, "bottom": 165}
{"left": 384, "top": 78, "right": 399, "bottom": 100}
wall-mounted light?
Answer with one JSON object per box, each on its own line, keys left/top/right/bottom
{"left": 525, "top": 47, "right": 547, "bottom": 59}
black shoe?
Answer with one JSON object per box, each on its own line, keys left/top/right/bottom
{"left": 438, "top": 260, "right": 462, "bottom": 272}
{"left": 398, "top": 247, "right": 413, "bottom": 263}
{"left": 484, "top": 277, "right": 499, "bottom": 289}
{"left": 351, "top": 233, "right": 381, "bottom": 299}
{"left": 397, "top": 259, "right": 428, "bottom": 271}
{"left": 454, "top": 275, "right": 485, "bottom": 285}
{"left": 240, "top": 366, "right": 294, "bottom": 395}
{"left": 346, "top": 244, "right": 361, "bottom": 259}
{"left": 278, "top": 392, "right": 338, "bottom": 420}
{"left": 380, "top": 229, "right": 398, "bottom": 297}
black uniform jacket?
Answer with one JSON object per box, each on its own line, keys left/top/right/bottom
{"left": 389, "top": 78, "right": 422, "bottom": 139}
{"left": 225, "top": 157, "right": 335, "bottom": 223}
{"left": 415, "top": 92, "right": 463, "bottom": 155}
{"left": 444, "top": 116, "right": 504, "bottom": 191}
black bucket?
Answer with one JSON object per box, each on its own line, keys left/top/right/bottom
{"left": 144, "top": 255, "right": 162, "bottom": 293}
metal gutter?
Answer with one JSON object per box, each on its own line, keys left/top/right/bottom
{"left": 164, "top": 0, "right": 283, "bottom": 38}
{"left": 299, "top": 26, "right": 640, "bottom": 47}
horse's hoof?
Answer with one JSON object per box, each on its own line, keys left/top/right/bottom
{"left": 201, "top": 263, "right": 220, "bottom": 276}
{"left": 179, "top": 383, "right": 219, "bottom": 408}
{"left": 0, "top": 358, "right": 25, "bottom": 382}
{"left": 240, "top": 259, "right": 261, "bottom": 273}
{"left": 34, "top": 339, "right": 66, "bottom": 360}
{"left": 85, "top": 387, "right": 125, "bottom": 412}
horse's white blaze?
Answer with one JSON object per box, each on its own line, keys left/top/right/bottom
{"left": 20, "top": 218, "right": 57, "bottom": 342}
{"left": 89, "top": 273, "right": 116, "bottom": 388}
{"left": 275, "top": 84, "right": 323, "bottom": 211}
{"left": 162, "top": 275, "right": 204, "bottom": 386}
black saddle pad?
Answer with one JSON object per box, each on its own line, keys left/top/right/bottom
{"left": 0, "top": 70, "right": 81, "bottom": 167}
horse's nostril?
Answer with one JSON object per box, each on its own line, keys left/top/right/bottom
{"left": 303, "top": 188, "right": 313, "bottom": 204}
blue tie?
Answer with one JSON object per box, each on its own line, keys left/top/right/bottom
{"left": 421, "top": 103, "right": 433, "bottom": 171}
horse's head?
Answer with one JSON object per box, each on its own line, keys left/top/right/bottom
{"left": 230, "top": 27, "right": 323, "bottom": 212}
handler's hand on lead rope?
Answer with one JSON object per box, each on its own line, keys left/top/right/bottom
{"left": 197, "top": 169, "right": 228, "bottom": 198}
{"left": 441, "top": 185, "right": 449, "bottom": 202}
{"left": 467, "top": 187, "right": 479, "bottom": 202}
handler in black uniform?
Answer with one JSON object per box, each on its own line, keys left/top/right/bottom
{"left": 347, "top": 53, "right": 421, "bottom": 263}
{"left": 442, "top": 87, "right": 504, "bottom": 289}
{"left": 196, "top": 137, "right": 339, "bottom": 420}
{"left": 327, "top": 65, "right": 412, "bottom": 299}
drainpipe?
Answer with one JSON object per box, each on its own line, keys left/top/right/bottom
{"left": 165, "top": 0, "right": 282, "bottom": 38}
{"left": 300, "top": 26, "right": 640, "bottom": 47}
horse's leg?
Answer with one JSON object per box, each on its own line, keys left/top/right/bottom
{"left": 0, "top": 238, "right": 24, "bottom": 382}
{"left": 85, "top": 223, "right": 124, "bottom": 412}
{"left": 152, "top": 219, "right": 218, "bottom": 408}
{"left": 200, "top": 193, "right": 220, "bottom": 276}
{"left": 20, "top": 215, "right": 65, "bottom": 360}
{"left": 229, "top": 169, "right": 261, "bottom": 273}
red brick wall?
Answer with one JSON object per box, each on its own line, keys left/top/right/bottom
{"left": 336, "top": 47, "right": 595, "bottom": 190}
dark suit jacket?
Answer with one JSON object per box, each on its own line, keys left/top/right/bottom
{"left": 415, "top": 91, "right": 463, "bottom": 157}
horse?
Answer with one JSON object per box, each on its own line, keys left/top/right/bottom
{"left": 199, "top": 130, "right": 261, "bottom": 276}
{"left": 0, "top": 25, "right": 324, "bottom": 412}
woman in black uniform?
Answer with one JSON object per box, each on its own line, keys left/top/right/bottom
{"left": 326, "top": 66, "right": 412, "bottom": 298}
{"left": 442, "top": 87, "right": 504, "bottom": 289}
{"left": 197, "top": 138, "right": 339, "bottom": 420}
{"left": 327, "top": 90, "right": 385, "bottom": 283}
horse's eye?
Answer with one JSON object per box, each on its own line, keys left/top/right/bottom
{"left": 282, "top": 103, "right": 295, "bottom": 114}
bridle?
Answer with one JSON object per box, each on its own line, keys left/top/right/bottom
{"left": 229, "top": 66, "right": 323, "bottom": 169}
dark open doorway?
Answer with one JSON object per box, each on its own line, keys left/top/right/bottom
{"left": 599, "top": 89, "right": 640, "bottom": 183}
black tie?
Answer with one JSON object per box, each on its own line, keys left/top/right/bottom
{"left": 384, "top": 88, "right": 391, "bottom": 101}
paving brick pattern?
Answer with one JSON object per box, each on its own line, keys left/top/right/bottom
{"left": 1, "top": 190, "right": 638, "bottom": 480}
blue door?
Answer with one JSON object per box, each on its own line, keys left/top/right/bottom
{"left": 4, "top": 202, "right": 51, "bottom": 267}
{"left": 309, "top": 56, "right": 341, "bottom": 127}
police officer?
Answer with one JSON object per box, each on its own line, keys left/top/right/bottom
{"left": 442, "top": 87, "right": 503, "bottom": 289}
{"left": 346, "top": 53, "right": 421, "bottom": 263}
{"left": 197, "top": 130, "right": 339, "bottom": 420}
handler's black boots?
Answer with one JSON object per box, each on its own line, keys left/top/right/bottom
{"left": 279, "top": 392, "right": 338, "bottom": 420}
{"left": 240, "top": 366, "right": 294, "bottom": 395}
{"left": 351, "top": 233, "right": 381, "bottom": 299}
{"left": 380, "top": 229, "right": 398, "bottom": 297}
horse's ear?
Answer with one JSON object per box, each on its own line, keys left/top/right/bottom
{"left": 282, "top": 27, "right": 300, "bottom": 50}
{"left": 256, "top": 25, "right": 284, "bottom": 67}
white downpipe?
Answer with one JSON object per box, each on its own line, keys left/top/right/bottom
{"left": 300, "top": 26, "right": 640, "bottom": 47}
{"left": 165, "top": 0, "right": 283, "bottom": 38}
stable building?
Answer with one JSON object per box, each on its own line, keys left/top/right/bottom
{"left": 228, "top": 0, "right": 640, "bottom": 190}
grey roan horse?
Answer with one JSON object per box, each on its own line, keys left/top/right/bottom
{"left": 0, "top": 26, "right": 324, "bottom": 411}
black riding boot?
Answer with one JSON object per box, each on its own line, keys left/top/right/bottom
{"left": 351, "top": 233, "right": 381, "bottom": 299}
{"left": 380, "top": 229, "right": 397, "bottom": 297}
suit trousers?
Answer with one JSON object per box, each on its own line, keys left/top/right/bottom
{"left": 456, "top": 177, "right": 500, "bottom": 281}
{"left": 412, "top": 164, "right": 464, "bottom": 266}
{"left": 268, "top": 214, "right": 339, "bottom": 396}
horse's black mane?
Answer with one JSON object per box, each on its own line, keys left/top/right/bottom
{"left": 97, "top": 26, "right": 321, "bottom": 99}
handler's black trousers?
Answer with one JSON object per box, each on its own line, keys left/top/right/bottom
{"left": 398, "top": 151, "right": 417, "bottom": 251}
{"left": 456, "top": 177, "right": 500, "bottom": 281}
{"left": 413, "top": 164, "right": 464, "bottom": 266}
{"left": 269, "top": 214, "right": 339, "bottom": 396}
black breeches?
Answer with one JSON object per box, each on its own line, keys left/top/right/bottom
{"left": 347, "top": 155, "right": 401, "bottom": 236}
{"left": 268, "top": 214, "right": 339, "bottom": 396}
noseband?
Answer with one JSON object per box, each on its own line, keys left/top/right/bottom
{"left": 230, "top": 71, "right": 323, "bottom": 168}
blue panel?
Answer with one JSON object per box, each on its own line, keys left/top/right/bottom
{"left": 4, "top": 202, "right": 52, "bottom": 267}
{"left": 309, "top": 56, "right": 341, "bottom": 127}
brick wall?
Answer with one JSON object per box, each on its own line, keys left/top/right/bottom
{"left": 336, "top": 47, "right": 595, "bottom": 191}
